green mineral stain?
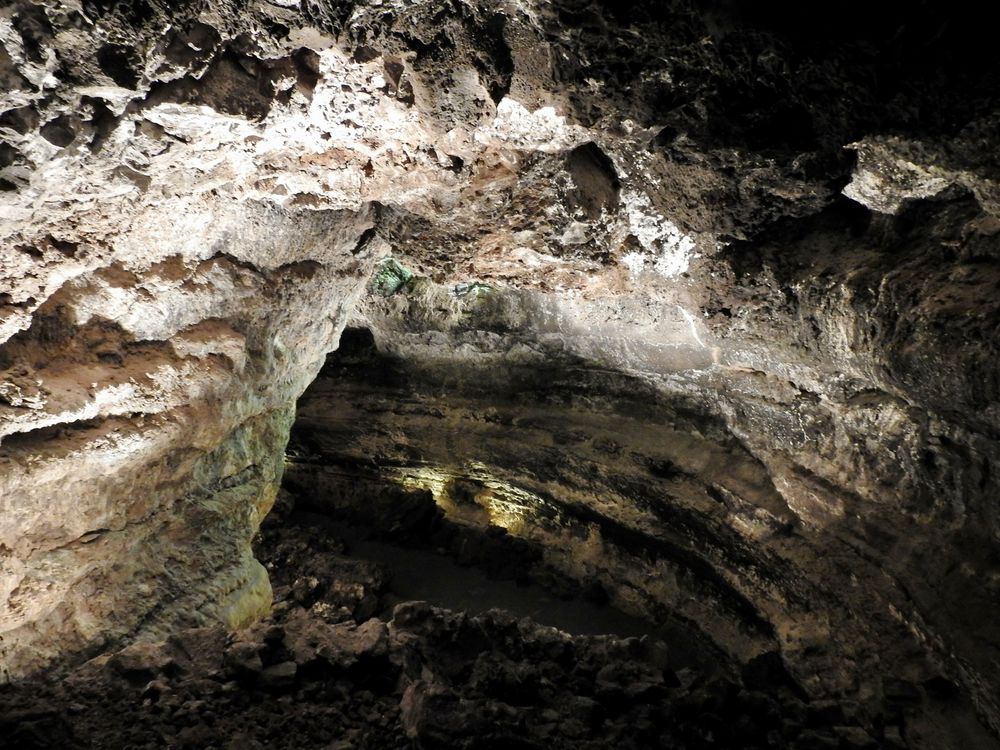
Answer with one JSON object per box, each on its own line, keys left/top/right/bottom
{"left": 371, "top": 257, "right": 414, "bottom": 296}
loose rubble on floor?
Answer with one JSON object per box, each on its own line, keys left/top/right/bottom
{"left": 0, "top": 493, "right": 919, "bottom": 749}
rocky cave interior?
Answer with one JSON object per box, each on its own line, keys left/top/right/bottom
{"left": 2, "top": 0, "right": 1000, "bottom": 748}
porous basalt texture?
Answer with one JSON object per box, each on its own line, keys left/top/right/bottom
{"left": 2, "top": 1, "right": 1000, "bottom": 746}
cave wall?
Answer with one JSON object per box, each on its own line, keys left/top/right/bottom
{"left": 284, "top": 252, "right": 1000, "bottom": 740}
{"left": 1, "top": 3, "right": 999, "bottom": 740}
{"left": 0, "top": 198, "right": 375, "bottom": 678}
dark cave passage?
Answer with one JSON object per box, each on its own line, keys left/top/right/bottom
{"left": 275, "top": 327, "right": 729, "bottom": 670}
{"left": 262, "top": 314, "right": 999, "bottom": 750}
{"left": 283, "top": 323, "right": 778, "bottom": 667}
{"left": 258, "top": 507, "right": 718, "bottom": 672}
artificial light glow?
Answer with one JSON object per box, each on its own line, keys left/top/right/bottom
{"left": 387, "top": 462, "right": 555, "bottom": 536}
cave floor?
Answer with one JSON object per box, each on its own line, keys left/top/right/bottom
{"left": 0, "top": 490, "right": 908, "bottom": 750}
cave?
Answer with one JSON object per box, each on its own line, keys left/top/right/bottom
{"left": 2, "top": 1, "right": 1000, "bottom": 748}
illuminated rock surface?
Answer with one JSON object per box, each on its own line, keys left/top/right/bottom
{"left": 1, "top": 0, "right": 1000, "bottom": 747}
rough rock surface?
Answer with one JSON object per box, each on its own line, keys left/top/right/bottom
{"left": 0, "top": 498, "right": 914, "bottom": 749}
{"left": 287, "top": 314, "right": 999, "bottom": 749}
{"left": 2, "top": 0, "right": 1000, "bottom": 746}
